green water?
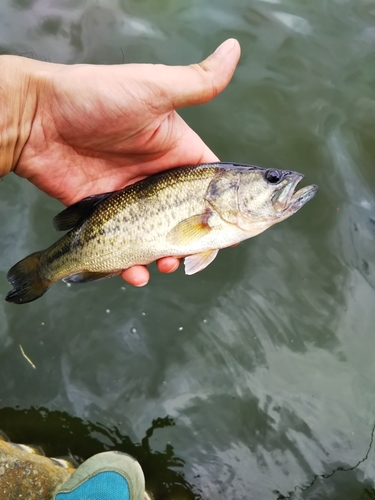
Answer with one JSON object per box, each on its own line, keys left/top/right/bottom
{"left": 1, "top": 1, "right": 375, "bottom": 498}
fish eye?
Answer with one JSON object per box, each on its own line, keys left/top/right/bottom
{"left": 265, "top": 169, "right": 282, "bottom": 184}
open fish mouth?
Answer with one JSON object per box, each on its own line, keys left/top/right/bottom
{"left": 272, "top": 173, "right": 318, "bottom": 214}
{"left": 287, "top": 183, "right": 318, "bottom": 212}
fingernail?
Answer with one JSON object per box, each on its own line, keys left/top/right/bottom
{"left": 135, "top": 280, "right": 148, "bottom": 287}
{"left": 214, "top": 38, "right": 236, "bottom": 55}
{"left": 168, "top": 262, "right": 180, "bottom": 273}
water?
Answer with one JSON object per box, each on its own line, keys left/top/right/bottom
{"left": 1, "top": 0, "right": 375, "bottom": 498}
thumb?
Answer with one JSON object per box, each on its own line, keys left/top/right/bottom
{"left": 151, "top": 39, "right": 241, "bottom": 110}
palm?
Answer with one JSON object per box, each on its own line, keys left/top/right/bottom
{"left": 17, "top": 64, "right": 219, "bottom": 206}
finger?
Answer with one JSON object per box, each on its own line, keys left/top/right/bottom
{"left": 167, "top": 39, "right": 241, "bottom": 109}
{"left": 171, "top": 113, "right": 220, "bottom": 164}
{"left": 121, "top": 266, "right": 149, "bottom": 286}
{"left": 156, "top": 113, "right": 220, "bottom": 165}
{"left": 191, "top": 139, "right": 219, "bottom": 164}
{"left": 157, "top": 257, "right": 181, "bottom": 273}
{"left": 132, "top": 39, "right": 241, "bottom": 112}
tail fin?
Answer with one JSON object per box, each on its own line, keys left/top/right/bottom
{"left": 5, "top": 251, "right": 52, "bottom": 304}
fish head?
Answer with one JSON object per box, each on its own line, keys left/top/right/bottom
{"left": 236, "top": 167, "right": 318, "bottom": 233}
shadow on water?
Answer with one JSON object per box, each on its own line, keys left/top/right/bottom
{"left": 0, "top": 406, "right": 203, "bottom": 500}
{"left": 1, "top": 408, "right": 375, "bottom": 500}
{"left": 276, "top": 421, "right": 375, "bottom": 500}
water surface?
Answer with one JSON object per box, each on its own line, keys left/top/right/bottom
{"left": 1, "top": 0, "right": 375, "bottom": 498}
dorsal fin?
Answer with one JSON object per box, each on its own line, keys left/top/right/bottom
{"left": 53, "top": 192, "right": 113, "bottom": 231}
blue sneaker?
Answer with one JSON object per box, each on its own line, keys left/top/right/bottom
{"left": 54, "top": 451, "right": 151, "bottom": 500}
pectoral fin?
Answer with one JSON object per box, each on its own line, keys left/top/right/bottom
{"left": 184, "top": 249, "right": 219, "bottom": 275}
{"left": 167, "top": 211, "right": 212, "bottom": 246}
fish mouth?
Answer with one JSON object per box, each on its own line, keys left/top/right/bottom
{"left": 272, "top": 173, "right": 318, "bottom": 214}
{"left": 287, "top": 183, "right": 318, "bottom": 213}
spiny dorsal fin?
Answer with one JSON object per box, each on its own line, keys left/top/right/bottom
{"left": 53, "top": 192, "right": 114, "bottom": 231}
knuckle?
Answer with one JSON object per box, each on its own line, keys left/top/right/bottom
{"left": 190, "top": 63, "right": 219, "bottom": 101}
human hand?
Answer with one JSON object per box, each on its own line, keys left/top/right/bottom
{"left": 0, "top": 39, "right": 240, "bottom": 286}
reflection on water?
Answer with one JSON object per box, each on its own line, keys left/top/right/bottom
{"left": 1, "top": 0, "right": 375, "bottom": 498}
{"left": 0, "top": 406, "right": 202, "bottom": 499}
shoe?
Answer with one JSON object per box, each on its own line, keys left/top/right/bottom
{"left": 54, "top": 451, "right": 151, "bottom": 500}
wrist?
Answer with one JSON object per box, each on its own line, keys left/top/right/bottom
{"left": 0, "top": 55, "right": 39, "bottom": 177}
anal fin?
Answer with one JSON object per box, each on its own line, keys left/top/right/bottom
{"left": 184, "top": 249, "right": 219, "bottom": 275}
{"left": 63, "top": 271, "right": 119, "bottom": 285}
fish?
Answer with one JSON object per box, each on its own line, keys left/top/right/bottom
{"left": 5, "top": 162, "right": 318, "bottom": 304}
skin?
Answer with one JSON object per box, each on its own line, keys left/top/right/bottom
{"left": 0, "top": 39, "right": 241, "bottom": 286}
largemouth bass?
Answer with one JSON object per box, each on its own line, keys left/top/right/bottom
{"left": 5, "top": 162, "right": 317, "bottom": 304}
